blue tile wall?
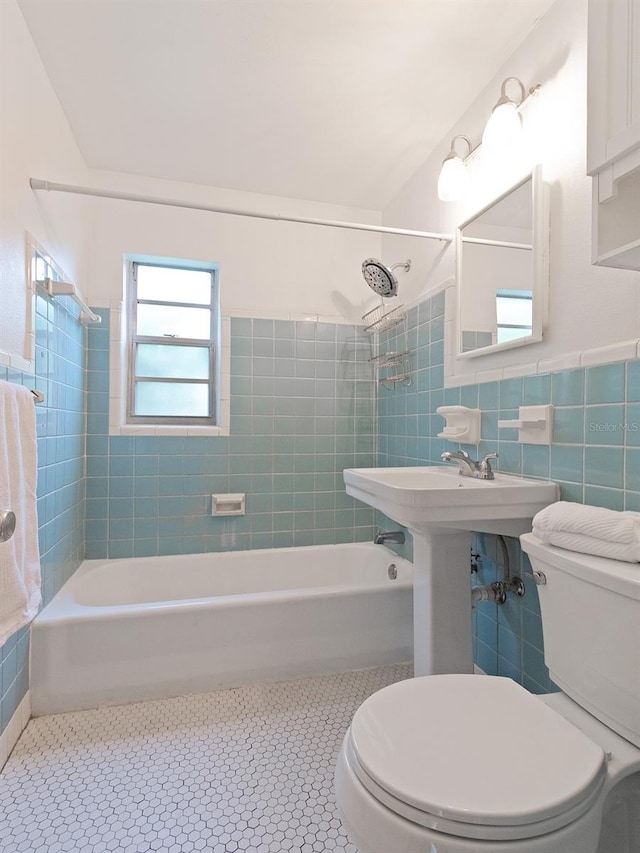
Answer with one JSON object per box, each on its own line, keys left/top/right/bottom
{"left": 85, "top": 313, "right": 376, "bottom": 558}
{"left": 5, "top": 283, "right": 637, "bottom": 736}
{"left": 0, "top": 290, "right": 86, "bottom": 735}
{"left": 378, "top": 290, "right": 640, "bottom": 692}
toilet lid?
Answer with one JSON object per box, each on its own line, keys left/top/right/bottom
{"left": 349, "top": 675, "right": 606, "bottom": 831}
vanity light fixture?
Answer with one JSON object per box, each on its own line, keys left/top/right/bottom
{"left": 437, "top": 78, "right": 541, "bottom": 202}
{"left": 482, "top": 77, "right": 539, "bottom": 155}
{"left": 437, "top": 135, "right": 472, "bottom": 202}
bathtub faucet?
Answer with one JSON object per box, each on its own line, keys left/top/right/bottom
{"left": 374, "top": 530, "right": 405, "bottom": 545}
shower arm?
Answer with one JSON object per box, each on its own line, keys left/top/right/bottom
{"left": 29, "top": 179, "right": 453, "bottom": 242}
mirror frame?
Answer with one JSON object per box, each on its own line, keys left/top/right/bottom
{"left": 455, "top": 164, "right": 549, "bottom": 359}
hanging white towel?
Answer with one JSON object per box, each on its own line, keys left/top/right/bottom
{"left": 0, "top": 381, "right": 41, "bottom": 645}
{"left": 532, "top": 501, "right": 640, "bottom": 563}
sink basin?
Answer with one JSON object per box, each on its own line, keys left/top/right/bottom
{"left": 344, "top": 465, "right": 559, "bottom": 537}
{"left": 344, "top": 464, "right": 559, "bottom": 676}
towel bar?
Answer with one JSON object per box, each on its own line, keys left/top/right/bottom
{"left": 37, "top": 277, "right": 101, "bottom": 325}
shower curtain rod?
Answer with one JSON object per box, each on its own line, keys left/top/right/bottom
{"left": 30, "top": 178, "right": 452, "bottom": 242}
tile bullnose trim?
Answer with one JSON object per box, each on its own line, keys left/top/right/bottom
{"left": 446, "top": 337, "right": 640, "bottom": 388}
{"left": 113, "top": 425, "right": 230, "bottom": 437}
{"left": 228, "top": 310, "right": 365, "bottom": 326}
{"left": 503, "top": 362, "right": 538, "bottom": 379}
{"left": 0, "top": 691, "right": 30, "bottom": 771}
{"left": 581, "top": 340, "right": 639, "bottom": 367}
{"left": 0, "top": 349, "right": 33, "bottom": 372}
{"left": 538, "top": 352, "right": 582, "bottom": 373}
{"left": 475, "top": 368, "right": 503, "bottom": 384}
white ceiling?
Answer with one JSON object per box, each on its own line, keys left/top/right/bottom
{"left": 18, "top": 0, "right": 556, "bottom": 210}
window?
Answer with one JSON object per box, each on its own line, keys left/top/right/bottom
{"left": 495, "top": 289, "right": 533, "bottom": 345}
{"left": 127, "top": 261, "right": 218, "bottom": 426}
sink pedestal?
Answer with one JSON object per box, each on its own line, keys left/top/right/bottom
{"left": 343, "top": 465, "right": 559, "bottom": 676}
{"left": 413, "top": 531, "right": 474, "bottom": 675}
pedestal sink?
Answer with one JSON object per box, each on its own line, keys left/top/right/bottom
{"left": 344, "top": 466, "right": 559, "bottom": 676}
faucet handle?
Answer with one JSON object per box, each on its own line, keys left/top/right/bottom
{"left": 441, "top": 449, "right": 471, "bottom": 461}
{"left": 480, "top": 452, "right": 498, "bottom": 474}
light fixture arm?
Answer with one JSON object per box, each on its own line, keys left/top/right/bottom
{"left": 444, "top": 135, "right": 473, "bottom": 162}
{"left": 498, "top": 77, "right": 527, "bottom": 108}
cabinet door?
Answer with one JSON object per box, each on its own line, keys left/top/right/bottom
{"left": 587, "top": 0, "right": 640, "bottom": 175}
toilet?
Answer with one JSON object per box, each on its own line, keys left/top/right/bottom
{"left": 335, "top": 533, "right": 640, "bottom": 853}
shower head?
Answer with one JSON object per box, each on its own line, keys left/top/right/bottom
{"left": 361, "top": 258, "right": 411, "bottom": 298}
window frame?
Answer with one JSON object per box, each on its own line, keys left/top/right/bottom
{"left": 126, "top": 260, "right": 218, "bottom": 427}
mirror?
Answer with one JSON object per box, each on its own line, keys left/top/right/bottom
{"left": 456, "top": 166, "right": 548, "bottom": 358}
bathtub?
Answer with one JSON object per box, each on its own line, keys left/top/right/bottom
{"left": 31, "top": 542, "right": 413, "bottom": 715}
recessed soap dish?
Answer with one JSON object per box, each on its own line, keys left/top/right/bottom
{"left": 436, "top": 406, "right": 481, "bottom": 445}
{"left": 211, "top": 493, "right": 245, "bottom": 516}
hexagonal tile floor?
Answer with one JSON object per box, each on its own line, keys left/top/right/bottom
{"left": 0, "top": 664, "right": 411, "bottom": 852}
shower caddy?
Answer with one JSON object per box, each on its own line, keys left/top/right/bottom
{"left": 362, "top": 302, "right": 411, "bottom": 389}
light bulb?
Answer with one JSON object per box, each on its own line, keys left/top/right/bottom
{"left": 482, "top": 81, "right": 525, "bottom": 156}
{"left": 437, "top": 153, "right": 469, "bottom": 202}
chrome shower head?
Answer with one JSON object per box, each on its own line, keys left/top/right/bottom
{"left": 361, "top": 258, "right": 411, "bottom": 298}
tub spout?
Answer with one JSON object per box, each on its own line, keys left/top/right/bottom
{"left": 374, "top": 530, "right": 405, "bottom": 545}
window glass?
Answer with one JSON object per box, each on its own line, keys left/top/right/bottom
{"left": 496, "top": 295, "right": 533, "bottom": 327}
{"left": 135, "top": 344, "right": 210, "bottom": 379}
{"left": 497, "top": 326, "right": 532, "bottom": 344}
{"left": 135, "top": 381, "right": 210, "bottom": 417}
{"left": 136, "top": 265, "right": 212, "bottom": 305}
{"left": 136, "top": 304, "right": 211, "bottom": 339}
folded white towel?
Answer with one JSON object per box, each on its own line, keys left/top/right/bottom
{"left": 0, "top": 381, "right": 42, "bottom": 645}
{"left": 532, "top": 501, "right": 640, "bottom": 563}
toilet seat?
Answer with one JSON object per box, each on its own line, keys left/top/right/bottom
{"left": 348, "top": 674, "right": 607, "bottom": 842}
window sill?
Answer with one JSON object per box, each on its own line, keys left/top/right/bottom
{"left": 110, "top": 424, "right": 229, "bottom": 437}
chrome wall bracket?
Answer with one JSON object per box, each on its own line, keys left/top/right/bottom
{"left": 0, "top": 510, "right": 17, "bottom": 542}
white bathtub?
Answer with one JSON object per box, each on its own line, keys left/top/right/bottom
{"left": 31, "top": 543, "right": 413, "bottom": 715}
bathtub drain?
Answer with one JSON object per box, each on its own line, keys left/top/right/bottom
{"left": 387, "top": 564, "right": 398, "bottom": 580}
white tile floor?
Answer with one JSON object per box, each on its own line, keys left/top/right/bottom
{"left": 0, "top": 664, "right": 411, "bottom": 853}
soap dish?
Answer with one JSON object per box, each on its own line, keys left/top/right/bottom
{"left": 436, "top": 405, "right": 481, "bottom": 445}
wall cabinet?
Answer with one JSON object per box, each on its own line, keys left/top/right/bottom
{"left": 587, "top": 0, "right": 640, "bottom": 270}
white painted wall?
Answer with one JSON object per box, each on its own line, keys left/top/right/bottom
{"left": 85, "top": 171, "right": 383, "bottom": 322}
{"left": 381, "top": 0, "right": 640, "bottom": 379}
{"left": 0, "top": 0, "right": 88, "bottom": 368}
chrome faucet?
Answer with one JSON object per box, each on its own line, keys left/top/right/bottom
{"left": 441, "top": 450, "right": 498, "bottom": 480}
{"left": 374, "top": 530, "right": 406, "bottom": 545}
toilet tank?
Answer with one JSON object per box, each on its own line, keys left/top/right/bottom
{"left": 520, "top": 533, "right": 640, "bottom": 749}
